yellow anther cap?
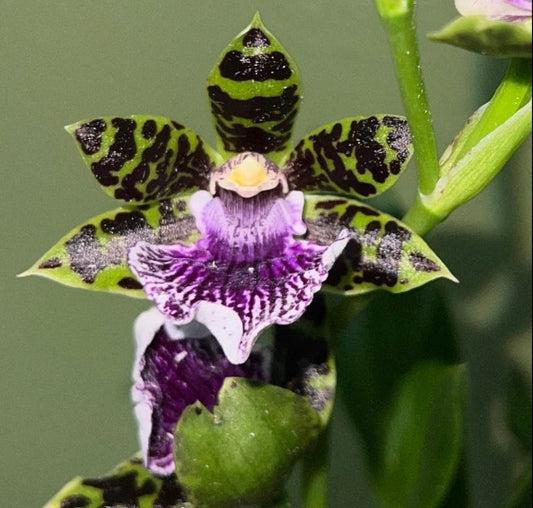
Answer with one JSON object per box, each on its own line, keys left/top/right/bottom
{"left": 227, "top": 157, "right": 269, "bottom": 187}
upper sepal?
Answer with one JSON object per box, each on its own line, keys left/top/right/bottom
{"left": 303, "top": 194, "right": 456, "bottom": 295}
{"left": 43, "top": 456, "right": 188, "bottom": 508}
{"left": 67, "top": 115, "right": 222, "bottom": 203}
{"left": 21, "top": 197, "right": 198, "bottom": 297}
{"left": 207, "top": 13, "right": 302, "bottom": 164}
{"left": 284, "top": 115, "right": 413, "bottom": 199}
{"left": 428, "top": 15, "right": 532, "bottom": 58}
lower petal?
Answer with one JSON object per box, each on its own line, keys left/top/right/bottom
{"left": 129, "top": 232, "right": 349, "bottom": 364}
{"left": 128, "top": 190, "right": 350, "bottom": 364}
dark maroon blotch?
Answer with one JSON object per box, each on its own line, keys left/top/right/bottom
{"left": 75, "top": 119, "right": 106, "bottom": 155}
{"left": 100, "top": 211, "right": 149, "bottom": 236}
{"left": 118, "top": 277, "right": 144, "bottom": 290}
{"left": 208, "top": 84, "right": 299, "bottom": 123}
{"left": 384, "top": 115, "right": 412, "bottom": 173}
{"left": 65, "top": 225, "right": 104, "bottom": 284}
{"left": 83, "top": 471, "right": 156, "bottom": 505}
{"left": 409, "top": 252, "right": 441, "bottom": 272}
{"left": 114, "top": 123, "right": 175, "bottom": 202}
{"left": 243, "top": 27, "right": 271, "bottom": 48}
{"left": 215, "top": 123, "right": 285, "bottom": 154}
{"left": 90, "top": 118, "right": 137, "bottom": 187}
{"left": 59, "top": 494, "right": 91, "bottom": 508}
{"left": 142, "top": 119, "right": 158, "bottom": 139}
{"left": 286, "top": 117, "right": 395, "bottom": 196}
{"left": 38, "top": 257, "right": 62, "bottom": 269}
{"left": 219, "top": 50, "right": 291, "bottom": 81}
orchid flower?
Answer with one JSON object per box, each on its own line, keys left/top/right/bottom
{"left": 429, "top": 0, "right": 532, "bottom": 57}
{"left": 26, "top": 13, "right": 453, "bottom": 367}
{"left": 455, "top": 0, "right": 532, "bottom": 21}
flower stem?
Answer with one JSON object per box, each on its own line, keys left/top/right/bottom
{"left": 375, "top": 0, "right": 440, "bottom": 196}
{"left": 402, "top": 194, "right": 442, "bottom": 236}
{"left": 302, "top": 428, "right": 329, "bottom": 508}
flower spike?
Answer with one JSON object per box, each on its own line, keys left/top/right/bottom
{"left": 28, "top": 15, "right": 461, "bottom": 506}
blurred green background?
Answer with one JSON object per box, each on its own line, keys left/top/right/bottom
{"left": 1, "top": 1, "right": 530, "bottom": 506}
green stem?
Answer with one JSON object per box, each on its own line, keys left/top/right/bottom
{"left": 453, "top": 57, "right": 532, "bottom": 163}
{"left": 402, "top": 194, "right": 442, "bottom": 236}
{"left": 302, "top": 428, "right": 329, "bottom": 508}
{"left": 376, "top": 0, "right": 440, "bottom": 195}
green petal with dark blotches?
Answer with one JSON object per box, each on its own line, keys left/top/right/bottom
{"left": 175, "top": 377, "right": 320, "bottom": 507}
{"left": 67, "top": 115, "right": 222, "bottom": 203}
{"left": 207, "top": 13, "right": 301, "bottom": 164}
{"left": 303, "top": 194, "right": 456, "bottom": 295}
{"left": 43, "top": 456, "right": 189, "bottom": 508}
{"left": 296, "top": 350, "right": 336, "bottom": 428}
{"left": 21, "top": 197, "right": 198, "bottom": 297}
{"left": 428, "top": 16, "right": 532, "bottom": 58}
{"left": 284, "top": 115, "right": 413, "bottom": 199}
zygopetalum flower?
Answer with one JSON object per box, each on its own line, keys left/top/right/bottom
{"left": 34, "top": 14, "right": 457, "bottom": 508}
{"left": 455, "top": 0, "right": 532, "bottom": 21}
{"left": 25, "top": 13, "right": 455, "bottom": 365}
{"left": 429, "top": 0, "right": 532, "bottom": 57}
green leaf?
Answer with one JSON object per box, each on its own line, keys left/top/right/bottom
{"left": 428, "top": 15, "right": 532, "bottom": 58}
{"left": 374, "top": 361, "right": 465, "bottom": 508}
{"left": 334, "top": 284, "right": 460, "bottom": 467}
{"left": 505, "top": 466, "right": 532, "bottom": 508}
{"left": 507, "top": 365, "right": 533, "bottom": 453}
{"left": 67, "top": 115, "right": 222, "bottom": 203}
{"left": 285, "top": 115, "right": 413, "bottom": 199}
{"left": 21, "top": 197, "right": 198, "bottom": 297}
{"left": 174, "top": 377, "right": 321, "bottom": 507}
{"left": 43, "top": 456, "right": 189, "bottom": 508}
{"left": 303, "top": 194, "right": 456, "bottom": 295}
{"left": 207, "top": 13, "right": 302, "bottom": 164}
